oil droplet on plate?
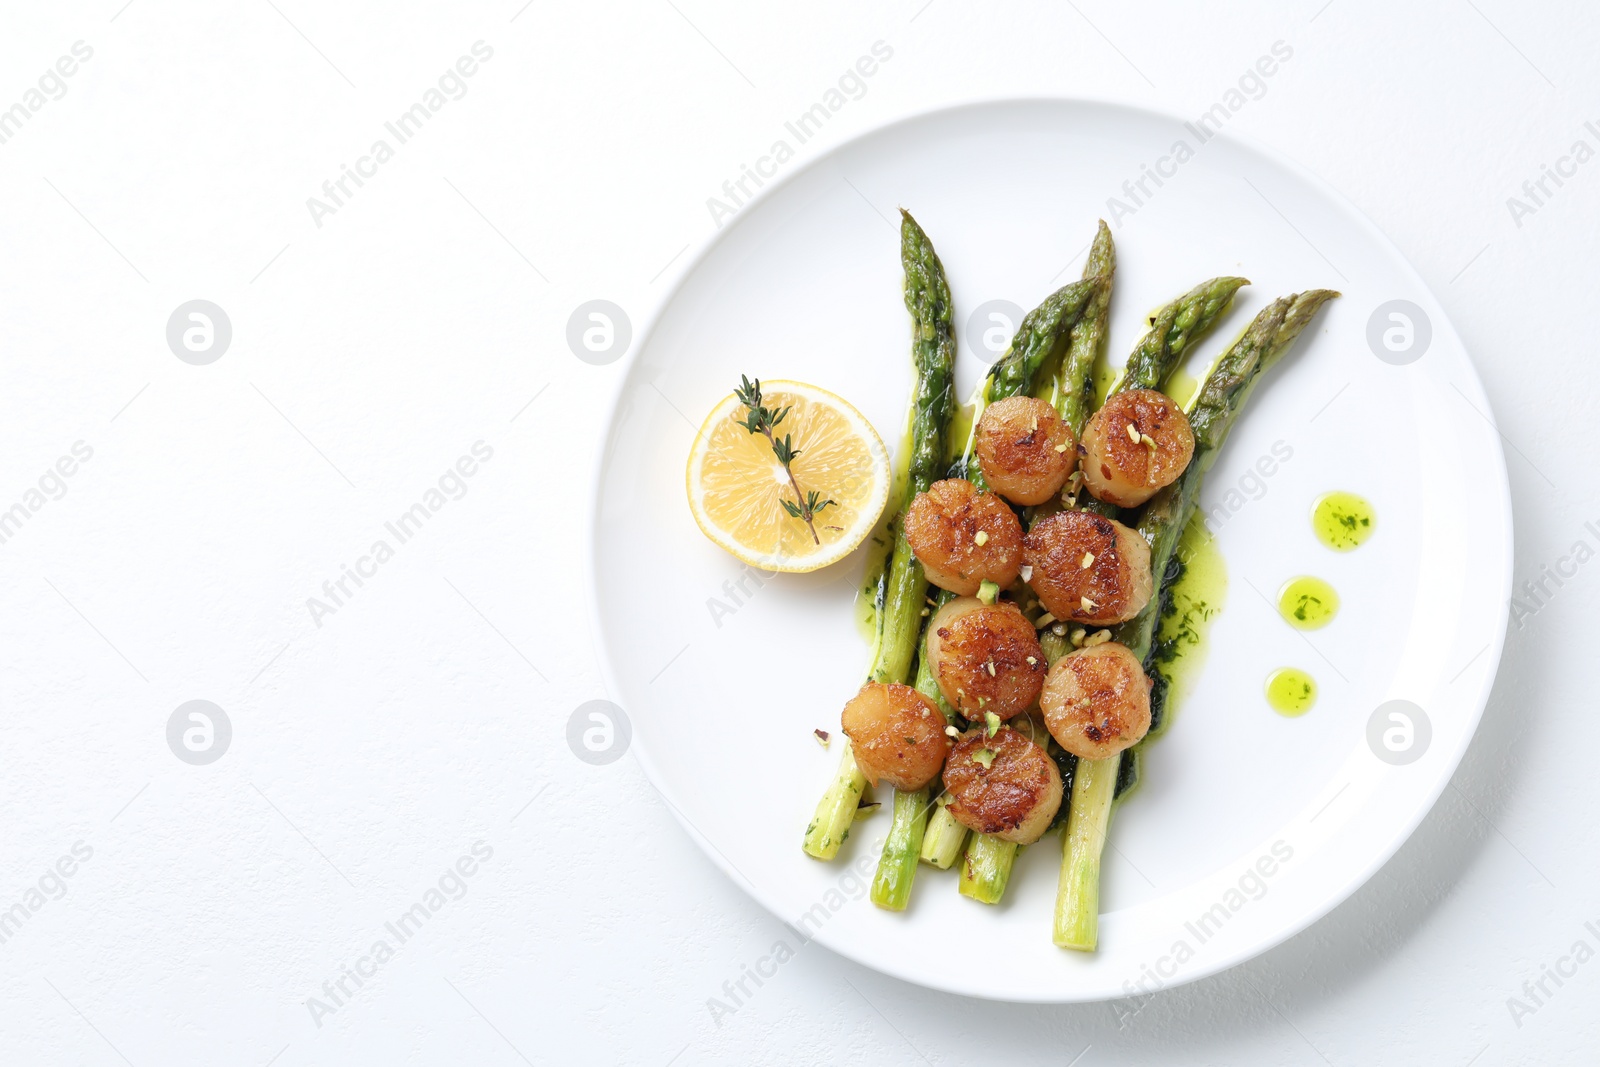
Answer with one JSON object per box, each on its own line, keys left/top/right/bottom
{"left": 1278, "top": 576, "right": 1339, "bottom": 630}
{"left": 1312, "top": 491, "right": 1376, "bottom": 551}
{"left": 1265, "top": 668, "right": 1317, "bottom": 716}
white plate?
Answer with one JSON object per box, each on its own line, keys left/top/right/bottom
{"left": 588, "top": 99, "right": 1512, "bottom": 1002}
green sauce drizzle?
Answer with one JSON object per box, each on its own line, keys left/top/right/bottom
{"left": 1162, "top": 366, "right": 1201, "bottom": 410}
{"left": 1147, "top": 514, "right": 1229, "bottom": 737}
{"left": 1119, "top": 514, "right": 1230, "bottom": 802}
{"left": 1312, "top": 491, "right": 1375, "bottom": 551}
{"left": 1277, "top": 575, "right": 1339, "bottom": 630}
{"left": 1265, "top": 667, "right": 1317, "bottom": 716}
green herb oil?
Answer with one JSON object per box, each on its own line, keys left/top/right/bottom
{"left": 1265, "top": 667, "right": 1317, "bottom": 716}
{"left": 1277, "top": 575, "right": 1339, "bottom": 631}
{"left": 1312, "top": 491, "right": 1376, "bottom": 551}
{"left": 1147, "top": 514, "right": 1229, "bottom": 737}
{"left": 1163, "top": 366, "right": 1201, "bottom": 409}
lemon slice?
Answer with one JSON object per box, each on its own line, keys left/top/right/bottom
{"left": 687, "top": 380, "right": 890, "bottom": 573}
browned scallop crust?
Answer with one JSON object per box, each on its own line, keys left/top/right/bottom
{"left": 1040, "top": 642, "right": 1153, "bottom": 760}
{"left": 975, "top": 396, "right": 1077, "bottom": 506}
{"left": 925, "top": 598, "right": 1045, "bottom": 720}
{"left": 1079, "top": 388, "right": 1195, "bottom": 508}
{"left": 1023, "top": 510, "right": 1154, "bottom": 625}
{"left": 903, "top": 478, "right": 1023, "bottom": 596}
{"left": 841, "top": 682, "right": 952, "bottom": 791}
{"left": 942, "top": 728, "right": 1062, "bottom": 844}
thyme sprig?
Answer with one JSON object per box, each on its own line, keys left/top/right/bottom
{"left": 733, "top": 375, "right": 835, "bottom": 544}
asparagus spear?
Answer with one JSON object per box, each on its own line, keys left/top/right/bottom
{"left": 954, "top": 232, "right": 1118, "bottom": 902}
{"left": 1114, "top": 276, "right": 1249, "bottom": 398}
{"left": 915, "top": 646, "right": 967, "bottom": 869}
{"left": 962, "top": 276, "right": 1100, "bottom": 492}
{"left": 881, "top": 261, "right": 1102, "bottom": 902}
{"left": 1071, "top": 274, "right": 1249, "bottom": 518}
{"left": 1054, "top": 222, "right": 1117, "bottom": 433}
{"left": 961, "top": 273, "right": 1246, "bottom": 902}
{"left": 984, "top": 280, "right": 1101, "bottom": 412}
{"left": 804, "top": 210, "right": 956, "bottom": 862}
{"left": 1053, "top": 289, "right": 1339, "bottom": 950}
{"left": 903, "top": 247, "right": 1109, "bottom": 882}
{"left": 870, "top": 786, "right": 932, "bottom": 909}
{"left": 876, "top": 210, "right": 961, "bottom": 684}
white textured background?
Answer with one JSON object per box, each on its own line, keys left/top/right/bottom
{"left": 0, "top": 1, "right": 1592, "bottom": 1064}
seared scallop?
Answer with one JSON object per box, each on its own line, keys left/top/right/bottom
{"left": 975, "top": 396, "right": 1077, "bottom": 506}
{"left": 1023, "top": 510, "right": 1153, "bottom": 626}
{"left": 942, "top": 727, "right": 1063, "bottom": 845}
{"left": 903, "top": 478, "right": 1022, "bottom": 596}
{"left": 1079, "top": 388, "right": 1195, "bottom": 508}
{"left": 1040, "top": 642, "right": 1152, "bottom": 760}
{"left": 840, "top": 682, "right": 951, "bottom": 791}
{"left": 924, "top": 597, "right": 1045, "bottom": 720}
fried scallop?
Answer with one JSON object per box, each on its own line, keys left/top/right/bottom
{"left": 840, "top": 682, "right": 951, "bottom": 791}
{"left": 924, "top": 597, "right": 1045, "bottom": 721}
{"left": 1023, "top": 509, "right": 1153, "bottom": 626}
{"left": 975, "top": 395, "right": 1077, "bottom": 506}
{"left": 1040, "top": 642, "right": 1152, "bottom": 760}
{"left": 1079, "top": 388, "right": 1195, "bottom": 508}
{"left": 942, "top": 727, "right": 1062, "bottom": 845}
{"left": 903, "top": 478, "right": 1022, "bottom": 596}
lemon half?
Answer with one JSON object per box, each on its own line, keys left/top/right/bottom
{"left": 686, "top": 380, "right": 890, "bottom": 573}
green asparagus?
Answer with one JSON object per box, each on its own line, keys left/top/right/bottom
{"left": 875, "top": 211, "right": 961, "bottom": 685}
{"left": 1054, "top": 221, "right": 1116, "bottom": 433}
{"left": 963, "top": 276, "right": 1100, "bottom": 492}
{"left": 986, "top": 279, "right": 1101, "bottom": 408}
{"left": 1071, "top": 274, "right": 1249, "bottom": 518}
{"left": 955, "top": 233, "right": 1117, "bottom": 903}
{"left": 870, "top": 786, "right": 931, "bottom": 909}
{"left": 959, "top": 833, "right": 1020, "bottom": 903}
{"left": 1054, "top": 289, "right": 1339, "bottom": 950}
{"left": 914, "top": 645, "right": 968, "bottom": 869}
{"left": 805, "top": 210, "right": 956, "bottom": 862}
{"left": 1113, "top": 276, "right": 1249, "bottom": 397}
{"left": 896, "top": 255, "right": 1107, "bottom": 895}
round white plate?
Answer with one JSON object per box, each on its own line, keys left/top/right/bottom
{"left": 588, "top": 99, "right": 1511, "bottom": 1002}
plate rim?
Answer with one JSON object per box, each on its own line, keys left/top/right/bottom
{"left": 583, "top": 94, "right": 1514, "bottom": 1003}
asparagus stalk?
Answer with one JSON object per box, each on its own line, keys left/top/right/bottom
{"left": 1053, "top": 289, "right": 1339, "bottom": 950}
{"left": 805, "top": 210, "right": 956, "bottom": 862}
{"left": 953, "top": 233, "right": 1119, "bottom": 901}
{"left": 1114, "top": 276, "right": 1249, "bottom": 397}
{"left": 876, "top": 255, "right": 1102, "bottom": 901}
{"left": 863, "top": 213, "right": 965, "bottom": 902}
{"left": 959, "top": 833, "right": 1020, "bottom": 903}
{"left": 914, "top": 645, "right": 968, "bottom": 868}
{"left": 964, "top": 276, "right": 1100, "bottom": 491}
{"left": 1054, "top": 221, "right": 1117, "bottom": 432}
{"left": 1072, "top": 274, "right": 1249, "bottom": 518}
{"left": 1054, "top": 752, "right": 1118, "bottom": 947}
{"left": 874, "top": 211, "right": 961, "bottom": 685}
{"left": 803, "top": 746, "right": 867, "bottom": 860}
{"left": 919, "top": 798, "right": 968, "bottom": 869}
{"left": 870, "top": 786, "right": 931, "bottom": 909}
{"left": 985, "top": 279, "right": 1101, "bottom": 410}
